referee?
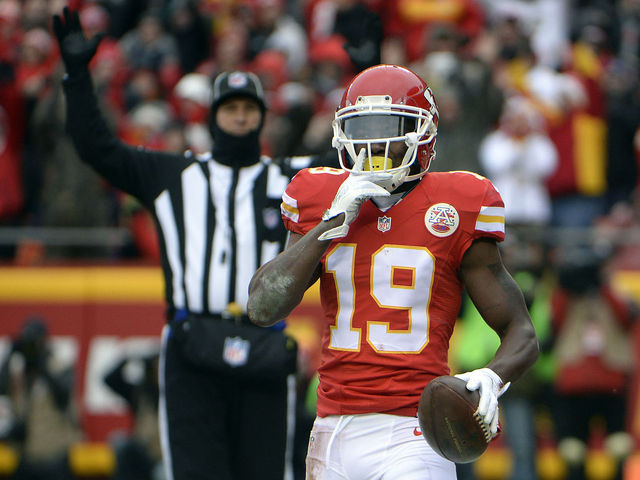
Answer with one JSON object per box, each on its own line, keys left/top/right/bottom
{"left": 53, "top": 8, "right": 312, "bottom": 480}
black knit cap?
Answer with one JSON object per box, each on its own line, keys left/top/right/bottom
{"left": 211, "top": 71, "right": 267, "bottom": 113}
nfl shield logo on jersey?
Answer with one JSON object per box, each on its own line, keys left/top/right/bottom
{"left": 223, "top": 336, "right": 250, "bottom": 367}
{"left": 425, "top": 203, "right": 459, "bottom": 237}
{"left": 263, "top": 207, "right": 280, "bottom": 230}
{"left": 377, "top": 216, "right": 391, "bottom": 232}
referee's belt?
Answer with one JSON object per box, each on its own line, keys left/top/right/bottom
{"left": 172, "top": 309, "right": 253, "bottom": 326}
{"left": 172, "top": 306, "right": 286, "bottom": 331}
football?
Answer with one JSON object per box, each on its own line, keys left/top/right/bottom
{"left": 418, "top": 375, "right": 491, "bottom": 463}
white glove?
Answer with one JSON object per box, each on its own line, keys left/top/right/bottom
{"left": 454, "top": 368, "right": 510, "bottom": 437}
{"left": 318, "top": 172, "right": 390, "bottom": 241}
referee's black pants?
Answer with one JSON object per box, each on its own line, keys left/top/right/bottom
{"left": 159, "top": 325, "right": 295, "bottom": 480}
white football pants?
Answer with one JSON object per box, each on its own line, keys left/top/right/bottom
{"left": 305, "top": 413, "right": 457, "bottom": 480}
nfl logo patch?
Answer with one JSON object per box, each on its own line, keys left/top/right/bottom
{"left": 228, "top": 72, "right": 248, "bottom": 88}
{"left": 377, "top": 216, "right": 391, "bottom": 232}
{"left": 223, "top": 336, "right": 250, "bottom": 367}
{"left": 263, "top": 207, "right": 280, "bottom": 229}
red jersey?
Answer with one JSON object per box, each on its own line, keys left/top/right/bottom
{"left": 281, "top": 167, "right": 505, "bottom": 417}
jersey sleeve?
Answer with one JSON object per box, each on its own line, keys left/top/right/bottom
{"left": 473, "top": 179, "right": 505, "bottom": 242}
{"left": 457, "top": 174, "right": 506, "bottom": 258}
{"left": 280, "top": 167, "right": 343, "bottom": 235}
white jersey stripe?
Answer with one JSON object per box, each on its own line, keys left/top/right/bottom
{"left": 266, "top": 160, "right": 291, "bottom": 198}
{"left": 476, "top": 205, "right": 505, "bottom": 233}
{"left": 182, "top": 164, "right": 207, "bottom": 312}
{"left": 235, "top": 165, "right": 261, "bottom": 311}
{"left": 476, "top": 221, "right": 506, "bottom": 233}
{"left": 155, "top": 191, "right": 185, "bottom": 309}
{"left": 261, "top": 240, "right": 281, "bottom": 267}
{"left": 479, "top": 206, "right": 505, "bottom": 217}
{"left": 208, "top": 164, "right": 232, "bottom": 311}
{"left": 281, "top": 191, "right": 299, "bottom": 222}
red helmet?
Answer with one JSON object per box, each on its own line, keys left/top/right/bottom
{"left": 332, "top": 65, "right": 439, "bottom": 191}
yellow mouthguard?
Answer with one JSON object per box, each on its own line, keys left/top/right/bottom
{"left": 363, "top": 156, "right": 393, "bottom": 172}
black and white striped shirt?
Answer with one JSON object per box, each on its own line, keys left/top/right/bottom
{"left": 63, "top": 73, "right": 314, "bottom": 318}
{"left": 154, "top": 152, "right": 302, "bottom": 314}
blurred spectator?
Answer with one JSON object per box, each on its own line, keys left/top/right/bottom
{"left": 480, "top": 0, "right": 570, "bottom": 69}
{"left": 382, "top": 0, "right": 485, "bottom": 63}
{"left": 296, "top": 4, "right": 386, "bottom": 159}
{"left": 595, "top": 188, "right": 640, "bottom": 272}
{"left": 82, "top": 2, "right": 129, "bottom": 117}
{"left": 119, "top": 13, "right": 182, "bottom": 92}
{"left": 0, "top": 51, "right": 25, "bottom": 230}
{"left": 541, "top": 6, "right": 628, "bottom": 227}
{"left": 603, "top": 59, "right": 640, "bottom": 209}
{"left": 479, "top": 95, "right": 558, "bottom": 226}
{"left": 249, "top": 49, "right": 315, "bottom": 157}
{"left": 244, "top": 0, "right": 308, "bottom": 77}
{"left": 99, "top": 0, "right": 150, "bottom": 39}
{"left": 306, "top": 0, "right": 381, "bottom": 73}
{"left": 0, "top": 316, "right": 80, "bottom": 480}
{"left": 14, "top": 27, "right": 57, "bottom": 101}
{"left": 29, "top": 77, "right": 120, "bottom": 259}
{"left": 486, "top": 21, "right": 610, "bottom": 228}
{"left": 171, "top": 72, "right": 213, "bottom": 154}
{"left": 618, "top": 0, "right": 640, "bottom": 69}
{"left": 21, "top": 0, "right": 55, "bottom": 30}
{"left": 198, "top": 18, "right": 250, "bottom": 76}
{"left": 124, "top": 68, "right": 165, "bottom": 113}
{"left": 165, "top": 0, "right": 211, "bottom": 74}
{"left": 118, "top": 193, "right": 161, "bottom": 261}
{"left": 251, "top": 49, "right": 289, "bottom": 103}
{"left": 14, "top": 27, "right": 59, "bottom": 236}
{"left": 162, "top": 121, "right": 190, "bottom": 154}
{"left": 123, "top": 98, "right": 174, "bottom": 150}
{"left": 380, "top": 35, "right": 409, "bottom": 66}
{"left": 104, "top": 351, "right": 161, "bottom": 480}
{"left": 294, "top": 36, "right": 352, "bottom": 157}
{"left": 0, "top": 0, "right": 21, "bottom": 64}
{"left": 0, "top": 2, "right": 130, "bottom": 261}
{"left": 411, "top": 23, "right": 503, "bottom": 173}
{"left": 473, "top": 12, "right": 528, "bottom": 68}
{"left": 308, "top": 35, "right": 352, "bottom": 99}
{"left": 550, "top": 246, "right": 637, "bottom": 480}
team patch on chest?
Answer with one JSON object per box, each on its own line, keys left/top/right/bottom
{"left": 425, "top": 203, "right": 459, "bottom": 237}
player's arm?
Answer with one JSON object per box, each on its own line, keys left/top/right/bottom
{"left": 248, "top": 171, "right": 390, "bottom": 326}
{"left": 247, "top": 219, "right": 341, "bottom": 327}
{"left": 460, "top": 238, "right": 539, "bottom": 382}
{"left": 456, "top": 237, "right": 539, "bottom": 434}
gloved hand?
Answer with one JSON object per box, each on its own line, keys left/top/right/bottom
{"left": 318, "top": 171, "right": 390, "bottom": 241}
{"left": 52, "top": 6, "right": 104, "bottom": 77}
{"left": 454, "top": 368, "right": 510, "bottom": 437}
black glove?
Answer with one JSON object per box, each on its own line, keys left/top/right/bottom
{"left": 52, "top": 6, "right": 103, "bottom": 78}
{"left": 341, "top": 7, "right": 383, "bottom": 72}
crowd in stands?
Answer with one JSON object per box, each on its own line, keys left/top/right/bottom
{"left": 1, "top": 0, "right": 640, "bottom": 479}
{"left": 0, "top": 0, "right": 638, "bottom": 260}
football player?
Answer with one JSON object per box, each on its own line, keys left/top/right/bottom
{"left": 248, "top": 65, "right": 539, "bottom": 479}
